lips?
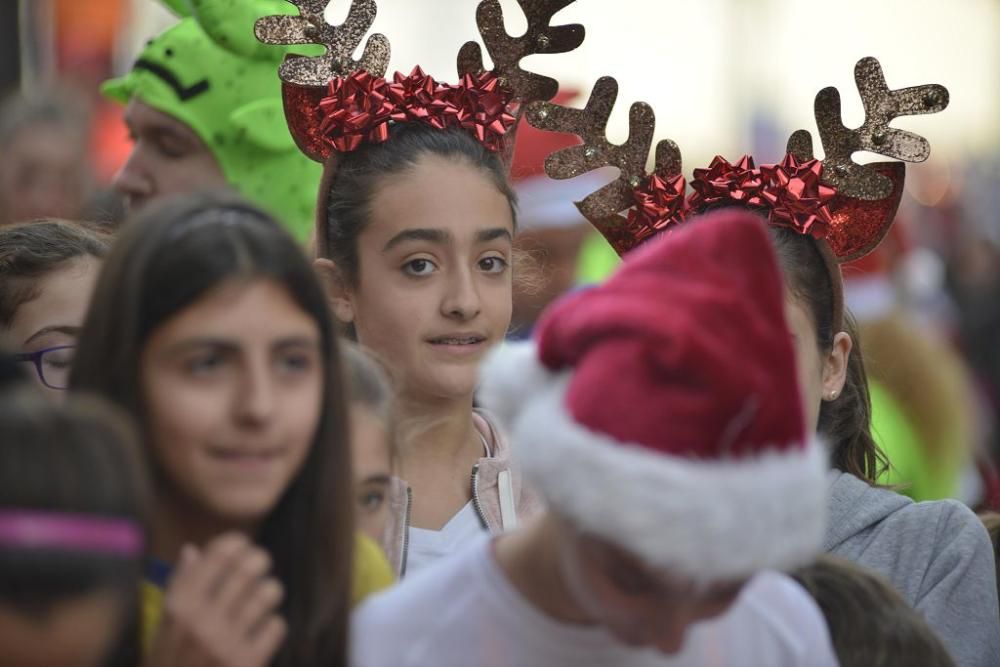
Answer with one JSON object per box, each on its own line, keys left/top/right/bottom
{"left": 206, "top": 446, "right": 284, "bottom": 470}
{"left": 427, "top": 334, "right": 487, "bottom": 346}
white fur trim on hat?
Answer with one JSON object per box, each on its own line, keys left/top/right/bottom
{"left": 511, "top": 377, "right": 828, "bottom": 583}
{"left": 478, "top": 341, "right": 555, "bottom": 428}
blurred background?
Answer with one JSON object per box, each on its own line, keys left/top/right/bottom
{"left": 3, "top": 0, "right": 1000, "bottom": 505}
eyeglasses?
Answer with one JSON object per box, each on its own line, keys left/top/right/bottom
{"left": 14, "top": 345, "right": 75, "bottom": 390}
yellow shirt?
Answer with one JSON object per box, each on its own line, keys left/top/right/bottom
{"left": 141, "top": 533, "right": 394, "bottom": 649}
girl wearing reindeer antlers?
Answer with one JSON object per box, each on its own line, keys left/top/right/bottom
{"left": 257, "top": 0, "right": 586, "bottom": 577}
{"left": 523, "top": 60, "right": 1000, "bottom": 666}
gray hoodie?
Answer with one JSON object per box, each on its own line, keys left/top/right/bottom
{"left": 826, "top": 470, "right": 1000, "bottom": 667}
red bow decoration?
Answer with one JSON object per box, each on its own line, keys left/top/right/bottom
{"left": 387, "top": 67, "right": 453, "bottom": 128}
{"left": 318, "top": 71, "right": 395, "bottom": 152}
{"left": 688, "top": 155, "right": 765, "bottom": 209}
{"left": 449, "top": 72, "right": 517, "bottom": 153}
{"left": 759, "top": 154, "right": 837, "bottom": 239}
{"left": 315, "top": 67, "right": 516, "bottom": 154}
{"left": 627, "top": 172, "right": 689, "bottom": 233}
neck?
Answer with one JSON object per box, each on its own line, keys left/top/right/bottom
{"left": 494, "top": 513, "right": 595, "bottom": 625}
{"left": 150, "top": 489, "right": 257, "bottom": 565}
{"left": 394, "top": 391, "right": 481, "bottom": 466}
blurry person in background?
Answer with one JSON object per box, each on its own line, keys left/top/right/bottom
{"left": 102, "top": 0, "right": 322, "bottom": 241}
{"left": 0, "top": 220, "right": 109, "bottom": 401}
{"left": 843, "top": 229, "right": 979, "bottom": 503}
{"left": 791, "top": 555, "right": 956, "bottom": 667}
{"left": 0, "top": 91, "right": 93, "bottom": 226}
{"left": 343, "top": 343, "right": 397, "bottom": 547}
{"left": 508, "top": 93, "right": 607, "bottom": 339}
{"left": 0, "top": 388, "right": 149, "bottom": 667}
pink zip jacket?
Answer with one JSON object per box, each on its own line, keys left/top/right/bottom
{"left": 380, "top": 411, "right": 543, "bottom": 577}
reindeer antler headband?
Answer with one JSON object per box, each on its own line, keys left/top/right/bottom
{"left": 254, "top": 0, "right": 585, "bottom": 163}
{"left": 526, "top": 57, "right": 949, "bottom": 264}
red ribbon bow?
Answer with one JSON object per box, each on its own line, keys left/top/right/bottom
{"left": 626, "top": 172, "right": 689, "bottom": 235}
{"left": 316, "top": 67, "right": 516, "bottom": 154}
{"left": 688, "top": 155, "right": 765, "bottom": 210}
{"left": 318, "top": 71, "right": 395, "bottom": 152}
{"left": 448, "top": 72, "right": 517, "bottom": 153}
{"left": 759, "top": 154, "right": 837, "bottom": 239}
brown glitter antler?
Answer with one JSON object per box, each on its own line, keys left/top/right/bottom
{"left": 254, "top": 0, "right": 390, "bottom": 85}
{"left": 525, "top": 76, "right": 682, "bottom": 223}
{"left": 457, "top": 0, "right": 585, "bottom": 104}
{"left": 787, "top": 56, "right": 949, "bottom": 200}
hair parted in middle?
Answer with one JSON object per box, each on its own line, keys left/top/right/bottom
{"left": 69, "top": 190, "right": 354, "bottom": 667}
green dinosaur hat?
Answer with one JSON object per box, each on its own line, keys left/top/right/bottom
{"left": 102, "top": 0, "right": 321, "bottom": 241}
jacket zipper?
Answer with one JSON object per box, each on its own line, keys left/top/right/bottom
{"left": 399, "top": 486, "right": 412, "bottom": 578}
{"left": 470, "top": 463, "right": 489, "bottom": 530}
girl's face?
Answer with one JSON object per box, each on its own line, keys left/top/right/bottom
{"left": 554, "top": 521, "right": 745, "bottom": 655}
{"left": 783, "top": 293, "right": 851, "bottom": 431}
{"left": 7, "top": 256, "right": 101, "bottom": 401}
{"left": 350, "top": 404, "right": 392, "bottom": 543}
{"left": 323, "top": 154, "right": 514, "bottom": 401}
{"left": 140, "top": 279, "right": 323, "bottom": 526}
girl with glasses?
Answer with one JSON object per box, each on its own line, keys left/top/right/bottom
{"left": 0, "top": 219, "right": 109, "bottom": 399}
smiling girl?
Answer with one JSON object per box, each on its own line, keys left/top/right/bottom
{"left": 70, "top": 192, "right": 390, "bottom": 667}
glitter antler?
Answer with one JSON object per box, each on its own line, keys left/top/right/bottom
{"left": 457, "top": 0, "right": 585, "bottom": 105}
{"left": 254, "top": 0, "right": 391, "bottom": 84}
{"left": 526, "top": 76, "right": 682, "bottom": 225}
{"left": 787, "top": 57, "right": 949, "bottom": 200}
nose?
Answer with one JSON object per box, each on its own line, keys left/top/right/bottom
{"left": 440, "top": 265, "right": 481, "bottom": 321}
{"left": 112, "top": 147, "right": 154, "bottom": 206}
{"left": 648, "top": 607, "right": 694, "bottom": 655}
{"left": 235, "top": 358, "right": 276, "bottom": 427}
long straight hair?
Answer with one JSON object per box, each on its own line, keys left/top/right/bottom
{"left": 70, "top": 191, "right": 353, "bottom": 667}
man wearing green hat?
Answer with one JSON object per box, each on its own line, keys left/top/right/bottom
{"left": 104, "top": 0, "right": 320, "bottom": 240}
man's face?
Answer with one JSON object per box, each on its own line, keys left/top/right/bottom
{"left": 555, "top": 524, "right": 746, "bottom": 655}
{"left": 112, "top": 100, "right": 229, "bottom": 212}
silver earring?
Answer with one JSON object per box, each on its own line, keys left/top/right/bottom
{"left": 828, "top": 391, "right": 839, "bottom": 400}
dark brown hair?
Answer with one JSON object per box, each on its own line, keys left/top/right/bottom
{"left": 69, "top": 192, "right": 353, "bottom": 667}
{"left": 0, "top": 219, "right": 110, "bottom": 328}
{"left": 792, "top": 555, "right": 956, "bottom": 667}
{"left": 322, "top": 123, "right": 517, "bottom": 283}
{"left": 770, "top": 227, "right": 888, "bottom": 482}
{"left": 0, "top": 388, "right": 148, "bottom": 664}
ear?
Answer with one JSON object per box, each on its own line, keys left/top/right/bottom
{"left": 821, "top": 331, "right": 852, "bottom": 402}
{"left": 314, "top": 258, "right": 355, "bottom": 325}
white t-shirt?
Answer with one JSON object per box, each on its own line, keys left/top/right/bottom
{"left": 406, "top": 502, "right": 488, "bottom": 576}
{"left": 352, "top": 537, "right": 839, "bottom": 667}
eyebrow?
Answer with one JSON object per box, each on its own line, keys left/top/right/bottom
{"left": 164, "top": 336, "right": 317, "bottom": 356}
{"left": 362, "top": 474, "right": 393, "bottom": 485}
{"left": 382, "top": 227, "right": 512, "bottom": 252}
{"left": 24, "top": 326, "right": 79, "bottom": 346}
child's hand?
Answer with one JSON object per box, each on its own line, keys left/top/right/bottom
{"left": 146, "top": 533, "right": 286, "bottom": 667}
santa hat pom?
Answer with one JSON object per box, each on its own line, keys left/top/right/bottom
{"left": 478, "top": 341, "right": 557, "bottom": 430}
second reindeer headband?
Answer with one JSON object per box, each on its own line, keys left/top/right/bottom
{"left": 524, "top": 58, "right": 949, "bottom": 262}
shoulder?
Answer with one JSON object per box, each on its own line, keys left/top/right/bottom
{"left": 727, "top": 571, "right": 837, "bottom": 665}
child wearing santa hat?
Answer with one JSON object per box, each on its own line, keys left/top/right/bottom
{"left": 350, "top": 209, "right": 837, "bottom": 666}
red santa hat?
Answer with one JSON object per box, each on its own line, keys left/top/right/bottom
{"left": 481, "top": 210, "right": 827, "bottom": 582}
